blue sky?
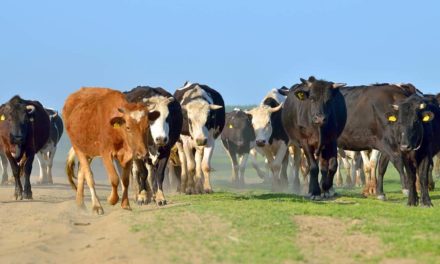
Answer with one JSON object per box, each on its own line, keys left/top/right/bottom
{"left": 1, "top": 0, "right": 439, "bottom": 110}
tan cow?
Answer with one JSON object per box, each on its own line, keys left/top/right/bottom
{"left": 63, "top": 87, "right": 157, "bottom": 214}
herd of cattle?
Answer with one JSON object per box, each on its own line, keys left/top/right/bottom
{"left": 0, "top": 77, "right": 439, "bottom": 214}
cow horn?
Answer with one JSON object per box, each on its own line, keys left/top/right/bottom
{"left": 166, "top": 97, "right": 175, "bottom": 104}
{"left": 118, "top": 108, "right": 126, "bottom": 114}
{"left": 209, "top": 104, "right": 223, "bottom": 110}
{"left": 392, "top": 104, "right": 399, "bottom": 110}
{"left": 268, "top": 103, "right": 283, "bottom": 113}
{"left": 332, "top": 83, "right": 346, "bottom": 89}
{"left": 420, "top": 103, "right": 426, "bottom": 109}
{"left": 26, "top": 105, "right": 35, "bottom": 114}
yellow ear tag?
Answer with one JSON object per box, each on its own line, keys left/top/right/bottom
{"left": 297, "top": 92, "right": 304, "bottom": 100}
{"left": 229, "top": 124, "right": 233, "bottom": 129}
{"left": 0, "top": 115, "right": 5, "bottom": 121}
{"left": 113, "top": 123, "right": 120, "bottom": 128}
{"left": 388, "top": 115, "right": 397, "bottom": 122}
{"left": 423, "top": 115, "right": 431, "bottom": 122}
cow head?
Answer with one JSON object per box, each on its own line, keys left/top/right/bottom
{"left": 294, "top": 76, "right": 346, "bottom": 126}
{"left": 245, "top": 104, "right": 283, "bottom": 147}
{"left": 182, "top": 99, "right": 223, "bottom": 146}
{"left": 386, "top": 95, "right": 434, "bottom": 152}
{"left": 0, "top": 96, "right": 36, "bottom": 159}
{"left": 110, "top": 104, "right": 160, "bottom": 159}
{"left": 225, "top": 110, "right": 255, "bottom": 148}
{"left": 142, "top": 96, "right": 174, "bottom": 147}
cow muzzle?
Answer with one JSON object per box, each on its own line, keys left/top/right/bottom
{"left": 256, "top": 140, "right": 266, "bottom": 147}
{"left": 400, "top": 145, "right": 411, "bottom": 152}
{"left": 196, "top": 138, "right": 208, "bottom": 146}
{"left": 10, "top": 134, "right": 25, "bottom": 145}
{"left": 155, "top": 136, "right": 168, "bottom": 146}
{"left": 312, "top": 114, "right": 326, "bottom": 125}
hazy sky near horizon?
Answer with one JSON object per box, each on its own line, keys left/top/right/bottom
{"left": 1, "top": 0, "right": 440, "bottom": 110}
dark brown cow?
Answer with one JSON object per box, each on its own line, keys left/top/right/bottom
{"left": 63, "top": 87, "right": 158, "bottom": 214}
{"left": 0, "top": 96, "right": 50, "bottom": 200}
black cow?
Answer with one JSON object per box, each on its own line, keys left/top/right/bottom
{"left": 0, "top": 95, "right": 50, "bottom": 199}
{"left": 36, "top": 108, "right": 64, "bottom": 184}
{"left": 174, "top": 82, "right": 225, "bottom": 194}
{"left": 282, "top": 76, "right": 347, "bottom": 199}
{"left": 124, "top": 86, "right": 183, "bottom": 205}
{"left": 376, "top": 95, "right": 439, "bottom": 206}
{"left": 221, "top": 109, "right": 255, "bottom": 186}
{"left": 337, "top": 83, "right": 420, "bottom": 199}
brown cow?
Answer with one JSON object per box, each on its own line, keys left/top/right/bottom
{"left": 63, "top": 87, "right": 158, "bottom": 214}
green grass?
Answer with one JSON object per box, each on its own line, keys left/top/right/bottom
{"left": 124, "top": 155, "right": 440, "bottom": 264}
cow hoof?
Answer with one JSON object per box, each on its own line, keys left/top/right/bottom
{"left": 122, "top": 205, "right": 132, "bottom": 211}
{"left": 428, "top": 183, "right": 435, "bottom": 191}
{"left": 93, "top": 206, "right": 104, "bottom": 215}
{"left": 307, "top": 194, "right": 322, "bottom": 201}
{"left": 204, "top": 188, "right": 213, "bottom": 194}
{"left": 23, "top": 192, "right": 33, "bottom": 200}
{"left": 402, "top": 189, "right": 409, "bottom": 197}
{"left": 136, "top": 191, "right": 150, "bottom": 205}
{"left": 156, "top": 200, "right": 167, "bottom": 206}
{"left": 421, "top": 202, "right": 433, "bottom": 208}
{"left": 107, "top": 194, "right": 119, "bottom": 205}
{"left": 377, "top": 194, "right": 386, "bottom": 201}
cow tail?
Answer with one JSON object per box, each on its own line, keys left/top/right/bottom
{"left": 66, "top": 147, "right": 77, "bottom": 190}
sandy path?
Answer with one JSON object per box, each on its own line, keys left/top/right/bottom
{"left": 0, "top": 179, "right": 147, "bottom": 264}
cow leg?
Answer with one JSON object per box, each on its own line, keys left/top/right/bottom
{"left": 428, "top": 160, "right": 435, "bottom": 191}
{"left": 280, "top": 152, "right": 289, "bottom": 191}
{"left": 249, "top": 148, "right": 267, "bottom": 180}
{"left": 120, "top": 161, "right": 132, "bottom": 210}
{"left": 201, "top": 138, "right": 216, "bottom": 194}
{"left": 418, "top": 157, "right": 433, "bottom": 207}
{"left": 376, "top": 153, "right": 389, "bottom": 200}
{"left": 77, "top": 151, "right": 103, "bottom": 214}
{"left": 1, "top": 152, "right": 9, "bottom": 185}
{"left": 434, "top": 153, "right": 440, "bottom": 179}
{"left": 354, "top": 152, "right": 364, "bottom": 187}
{"left": 289, "top": 145, "right": 301, "bottom": 195}
{"left": 194, "top": 147, "right": 204, "bottom": 194}
{"left": 238, "top": 153, "right": 249, "bottom": 187}
{"left": 335, "top": 155, "right": 343, "bottom": 187}
{"left": 154, "top": 156, "right": 169, "bottom": 206}
{"left": 404, "top": 159, "right": 418, "bottom": 206}
{"left": 223, "top": 145, "right": 239, "bottom": 185}
{"left": 46, "top": 149, "right": 56, "bottom": 184}
{"left": 321, "top": 142, "right": 338, "bottom": 198}
{"left": 182, "top": 142, "right": 196, "bottom": 194}
{"left": 7, "top": 154, "right": 22, "bottom": 200}
{"left": 102, "top": 154, "right": 119, "bottom": 206}
{"left": 22, "top": 154, "right": 34, "bottom": 199}
{"left": 303, "top": 145, "right": 320, "bottom": 199}
{"left": 133, "top": 159, "right": 150, "bottom": 205}
{"left": 36, "top": 151, "right": 47, "bottom": 184}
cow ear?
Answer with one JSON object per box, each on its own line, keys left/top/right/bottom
{"left": 277, "top": 87, "right": 290, "bottom": 96}
{"left": 148, "top": 111, "right": 160, "bottom": 122}
{"left": 385, "top": 112, "right": 398, "bottom": 123}
{"left": 300, "top": 78, "right": 307, "bottom": 84}
{"left": 308, "top": 76, "right": 316, "bottom": 82}
{"left": 421, "top": 111, "right": 434, "bottom": 122}
{"left": 294, "top": 90, "right": 308, "bottom": 100}
{"left": 110, "top": 116, "right": 126, "bottom": 128}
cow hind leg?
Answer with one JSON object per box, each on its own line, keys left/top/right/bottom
{"left": 154, "top": 157, "right": 169, "bottom": 206}
{"left": 419, "top": 158, "right": 433, "bottom": 207}
{"left": 77, "top": 152, "right": 103, "bottom": 214}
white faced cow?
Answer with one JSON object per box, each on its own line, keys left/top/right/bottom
{"left": 245, "top": 88, "right": 290, "bottom": 191}
{"left": 124, "top": 86, "right": 183, "bottom": 206}
{"left": 174, "top": 82, "right": 225, "bottom": 194}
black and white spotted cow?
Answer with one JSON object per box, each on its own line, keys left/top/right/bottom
{"left": 174, "top": 82, "right": 225, "bottom": 194}
{"left": 221, "top": 108, "right": 255, "bottom": 186}
{"left": 124, "top": 86, "right": 183, "bottom": 205}
{"left": 245, "top": 87, "right": 290, "bottom": 191}
{"left": 36, "top": 108, "right": 63, "bottom": 184}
